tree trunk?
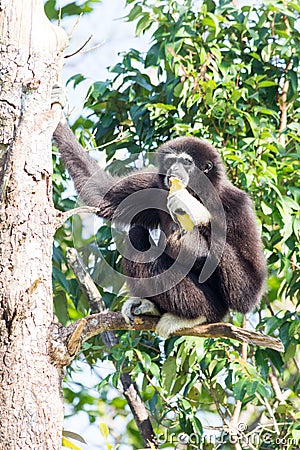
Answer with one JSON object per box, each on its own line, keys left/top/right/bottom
{"left": 0, "top": 1, "right": 67, "bottom": 449}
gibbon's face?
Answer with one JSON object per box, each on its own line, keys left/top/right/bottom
{"left": 162, "top": 151, "right": 195, "bottom": 188}
{"left": 157, "top": 136, "right": 224, "bottom": 190}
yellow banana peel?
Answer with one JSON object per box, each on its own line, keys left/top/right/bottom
{"left": 169, "top": 177, "right": 194, "bottom": 231}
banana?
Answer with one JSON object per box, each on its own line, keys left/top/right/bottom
{"left": 169, "top": 177, "right": 194, "bottom": 231}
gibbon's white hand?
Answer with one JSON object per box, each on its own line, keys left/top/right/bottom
{"left": 167, "top": 189, "right": 211, "bottom": 226}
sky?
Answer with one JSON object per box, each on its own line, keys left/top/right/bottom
{"left": 60, "top": 0, "right": 150, "bottom": 120}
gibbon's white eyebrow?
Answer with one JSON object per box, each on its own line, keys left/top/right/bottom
{"left": 164, "top": 152, "right": 194, "bottom": 163}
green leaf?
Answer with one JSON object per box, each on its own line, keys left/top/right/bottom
{"left": 258, "top": 80, "right": 277, "bottom": 87}
{"left": 256, "top": 382, "right": 273, "bottom": 399}
{"left": 261, "top": 44, "right": 273, "bottom": 62}
{"left": 264, "top": 315, "right": 282, "bottom": 335}
{"left": 233, "top": 378, "right": 247, "bottom": 401}
{"left": 149, "top": 362, "right": 160, "bottom": 379}
{"left": 255, "top": 349, "right": 269, "bottom": 379}
{"left": 127, "top": 4, "right": 143, "bottom": 22}
{"left": 52, "top": 267, "right": 70, "bottom": 293}
{"left": 161, "top": 356, "right": 177, "bottom": 392}
{"left": 136, "top": 13, "right": 151, "bottom": 36}
{"left": 288, "top": 69, "right": 298, "bottom": 94}
{"left": 53, "top": 292, "right": 69, "bottom": 325}
{"left": 135, "top": 349, "right": 152, "bottom": 371}
{"left": 261, "top": 201, "right": 273, "bottom": 215}
{"left": 231, "top": 90, "right": 243, "bottom": 102}
{"left": 67, "top": 74, "right": 86, "bottom": 88}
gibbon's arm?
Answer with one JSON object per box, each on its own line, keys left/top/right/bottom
{"left": 53, "top": 121, "right": 114, "bottom": 206}
{"left": 217, "top": 188, "right": 267, "bottom": 313}
{"left": 53, "top": 121, "right": 161, "bottom": 226}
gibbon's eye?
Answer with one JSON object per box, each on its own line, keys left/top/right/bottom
{"left": 203, "top": 161, "right": 213, "bottom": 173}
{"left": 164, "top": 156, "right": 176, "bottom": 169}
{"left": 183, "top": 157, "right": 193, "bottom": 167}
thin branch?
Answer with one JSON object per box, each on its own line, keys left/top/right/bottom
{"left": 64, "top": 35, "right": 105, "bottom": 59}
{"left": 269, "top": 368, "right": 284, "bottom": 403}
{"left": 68, "top": 12, "right": 83, "bottom": 41}
{"left": 55, "top": 206, "right": 101, "bottom": 228}
{"left": 278, "top": 15, "right": 292, "bottom": 147}
{"left": 66, "top": 248, "right": 106, "bottom": 314}
{"left": 66, "top": 248, "right": 158, "bottom": 449}
{"left": 80, "top": 40, "right": 105, "bottom": 55}
{"left": 65, "top": 34, "right": 93, "bottom": 58}
{"left": 255, "top": 392, "right": 280, "bottom": 435}
{"left": 278, "top": 58, "right": 293, "bottom": 146}
{"left": 84, "top": 128, "right": 130, "bottom": 151}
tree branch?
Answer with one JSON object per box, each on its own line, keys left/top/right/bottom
{"left": 60, "top": 312, "right": 284, "bottom": 352}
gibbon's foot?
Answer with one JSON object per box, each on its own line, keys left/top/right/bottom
{"left": 167, "top": 189, "right": 211, "bottom": 227}
{"left": 121, "top": 298, "right": 161, "bottom": 326}
{"left": 155, "top": 313, "right": 207, "bottom": 339}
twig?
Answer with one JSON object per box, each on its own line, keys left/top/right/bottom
{"left": 255, "top": 392, "right": 280, "bottom": 435}
{"left": 65, "top": 35, "right": 93, "bottom": 58}
{"left": 278, "top": 15, "right": 292, "bottom": 146}
{"left": 293, "top": 357, "right": 300, "bottom": 373}
{"left": 278, "top": 58, "right": 292, "bottom": 146}
{"left": 66, "top": 248, "right": 158, "bottom": 449}
{"left": 65, "top": 36, "right": 105, "bottom": 59}
{"left": 269, "top": 369, "right": 284, "bottom": 403}
{"left": 68, "top": 13, "right": 83, "bottom": 41}
{"left": 84, "top": 128, "right": 130, "bottom": 151}
{"left": 58, "top": 6, "right": 62, "bottom": 27}
{"left": 66, "top": 248, "right": 105, "bottom": 313}
{"left": 80, "top": 41, "right": 105, "bottom": 55}
{"left": 55, "top": 206, "right": 101, "bottom": 228}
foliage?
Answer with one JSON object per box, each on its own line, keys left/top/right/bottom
{"left": 44, "top": 0, "right": 100, "bottom": 20}
{"left": 51, "top": 0, "right": 300, "bottom": 449}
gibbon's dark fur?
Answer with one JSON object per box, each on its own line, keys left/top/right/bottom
{"left": 53, "top": 122, "right": 267, "bottom": 323}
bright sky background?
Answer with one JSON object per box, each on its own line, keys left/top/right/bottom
{"left": 60, "top": 0, "right": 150, "bottom": 120}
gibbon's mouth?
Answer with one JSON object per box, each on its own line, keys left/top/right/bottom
{"left": 167, "top": 176, "right": 188, "bottom": 189}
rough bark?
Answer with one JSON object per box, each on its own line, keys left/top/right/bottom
{"left": 0, "top": 1, "right": 67, "bottom": 449}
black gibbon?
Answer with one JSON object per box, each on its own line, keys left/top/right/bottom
{"left": 53, "top": 112, "right": 267, "bottom": 338}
